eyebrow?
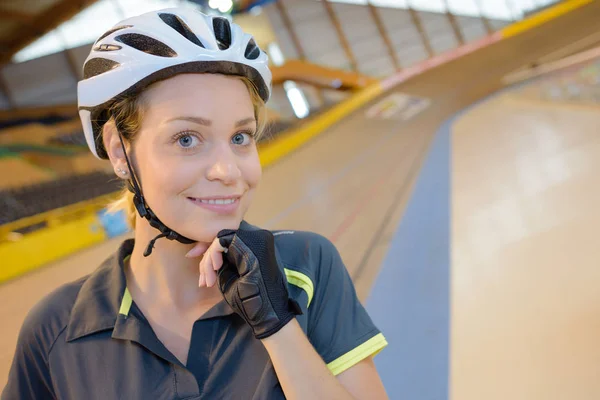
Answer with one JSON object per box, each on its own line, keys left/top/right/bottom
{"left": 166, "top": 116, "right": 256, "bottom": 127}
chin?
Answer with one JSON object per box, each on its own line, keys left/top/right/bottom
{"left": 178, "top": 216, "right": 244, "bottom": 242}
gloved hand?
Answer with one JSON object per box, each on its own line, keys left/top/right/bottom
{"left": 217, "top": 228, "right": 302, "bottom": 339}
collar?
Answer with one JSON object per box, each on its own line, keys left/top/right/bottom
{"left": 65, "top": 220, "right": 260, "bottom": 342}
{"left": 65, "top": 239, "right": 134, "bottom": 342}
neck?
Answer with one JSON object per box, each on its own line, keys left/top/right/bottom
{"left": 127, "top": 219, "right": 219, "bottom": 312}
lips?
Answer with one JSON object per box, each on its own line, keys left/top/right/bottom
{"left": 187, "top": 195, "right": 241, "bottom": 214}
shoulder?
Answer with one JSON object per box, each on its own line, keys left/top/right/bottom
{"left": 273, "top": 229, "right": 339, "bottom": 266}
{"left": 17, "top": 275, "right": 88, "bottom": 354}
{"left": 242, "top": 221, "right": 337, "bottom": 265}
{"left": 272, "top": 229, "right": 345, "bottom": 285}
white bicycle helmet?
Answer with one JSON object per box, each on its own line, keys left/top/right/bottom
{"left": 78, "top": 8, "right": 272, "bottom": 159}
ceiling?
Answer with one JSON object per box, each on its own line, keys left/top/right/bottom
{"left": 0, "top": 0, "right": 259, "bottom": 66}
{"left": 0, "top": 0, "right": 101, "bottom": 65}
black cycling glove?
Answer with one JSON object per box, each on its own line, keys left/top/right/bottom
{"left": 217, "top": 228, "right": 303, "bottom": 339}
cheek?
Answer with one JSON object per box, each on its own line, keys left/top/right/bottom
{"left": 142, "top": 144, "right": 200, "bottom": 196}
{"left": 242, "top": 152, "right": 262, "bottom": 188}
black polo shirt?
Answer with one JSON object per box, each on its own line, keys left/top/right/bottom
{"left": 2, "top": 221, "right": 387, "bottom": 399}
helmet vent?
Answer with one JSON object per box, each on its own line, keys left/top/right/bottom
{"left": 115, "top": 33, "right": 177, "bottom": 57}
{"left": 83, "top": 58, "right": 120, "bottom": 79}
{"left": 244, "top": 38, "right": 260, "bottom": 60}
{"left": 212, "top": 17, "right": 232, "bottom": 50}
{"left": 95, "top": 25, "right": 132, "bottom": 44}
{"left": 159, "top": 13, "right": 205, "bottom": 48}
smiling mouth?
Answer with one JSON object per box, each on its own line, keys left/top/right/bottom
{"left": 186, "top": 196, "right": 242, "bottom": 211}
{"left": 192, "top": 198, "right": 237, "bottom": 205}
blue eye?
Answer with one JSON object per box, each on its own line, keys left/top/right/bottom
{"left": 177, "top": 133, "right": 198, "bottom": 148}
{"left": 232, "top": 132, "right": 252, "bottom": 146}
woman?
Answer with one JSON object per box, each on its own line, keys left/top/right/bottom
{"left": 3, "top": 8, "right": 388, "bottom": 399}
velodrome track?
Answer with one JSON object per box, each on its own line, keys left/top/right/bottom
{"left": 2, "top": 1, "right": 599, "bottom": 397}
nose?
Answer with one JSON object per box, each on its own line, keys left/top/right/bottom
{"left": 205, "top": 143, "right": 242, "bottom": 185}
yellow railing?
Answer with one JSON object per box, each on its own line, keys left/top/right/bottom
{"left": 0, "top": 203, "right": 110, "bottom": 284}
{"left": 0, "top": 193, "right": 119, "bottom": 242}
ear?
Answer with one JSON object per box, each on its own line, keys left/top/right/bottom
{"left": 103, "top": 120, "right": 130, "bottom": 179}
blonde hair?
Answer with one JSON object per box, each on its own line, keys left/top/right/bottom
{"left": 105, "top": 75, "right": 267, "bottom": 228}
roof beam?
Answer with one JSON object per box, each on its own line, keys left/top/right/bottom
{"left": 274, "top": 0, "right": 327, "bottom": 108}
{"left": 0, "top": 8, "right": 36, "bottom": 22}
{"left": 322, "top": 0, "right": 358, "bottom": 71}
{"left": 0, "top": 72, "right": 16, "bottom": 110}
{"left": 274, "top": 0, "right": 306, "bottom": 59}
{"left": 408, "top": 7, "right": 434, "bottom": 58}
{"left": 474, "top": 0, "right": 494, "bottom": 34}
{"left": 367, "top": 1, "right": 401, "bottom": 70}
{"left": 443, "top": 1, "right": 465, "bottom": 46}
{"left": 0, "top": 0, "right": 99, "bottom": 65}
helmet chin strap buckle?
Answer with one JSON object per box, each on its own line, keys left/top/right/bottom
{"left": 133, "top": 193, "right": 196, "bottom": 257}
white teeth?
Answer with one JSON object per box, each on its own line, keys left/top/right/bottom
{"left": 198, "top": 198, "right": 235, "bottom": 205}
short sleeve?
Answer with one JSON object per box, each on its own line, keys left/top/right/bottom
{"left": 307, "top": 237, "right": 387, "bottom": 376}
{"left": 2, "top": 302, "right": 58, "bottom": 399}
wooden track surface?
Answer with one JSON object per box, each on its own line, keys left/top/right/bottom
{"left": 451, "top": 89, "right": 600, "bottom": 400}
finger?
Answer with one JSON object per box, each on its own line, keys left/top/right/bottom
{"left": 205, "top": 240, "right": 222, "bottom": 287}
{"left": 198, "top": 272, "right": 206, "bottom": 287}
{"left": 198, "top": 252, "right": 209, "bottom": 286}
{"left": 186, "top": 241, "right": 210, "bottom": 258}
{"left": 212, "top": 241, "right": 225, "bottom": 271}
{"left": 205, "top": 251, "right": 217, "bottom": 287}
{"left": 209, "top": 238, "right": 228, "bottom": 286}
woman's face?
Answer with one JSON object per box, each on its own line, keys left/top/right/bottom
{"left": 132, "top": 73, "right": 262, "bottom": 242}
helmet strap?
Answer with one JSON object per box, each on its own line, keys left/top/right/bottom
{"left": 117, "top": 133, "right": 195, "bottom": 257}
